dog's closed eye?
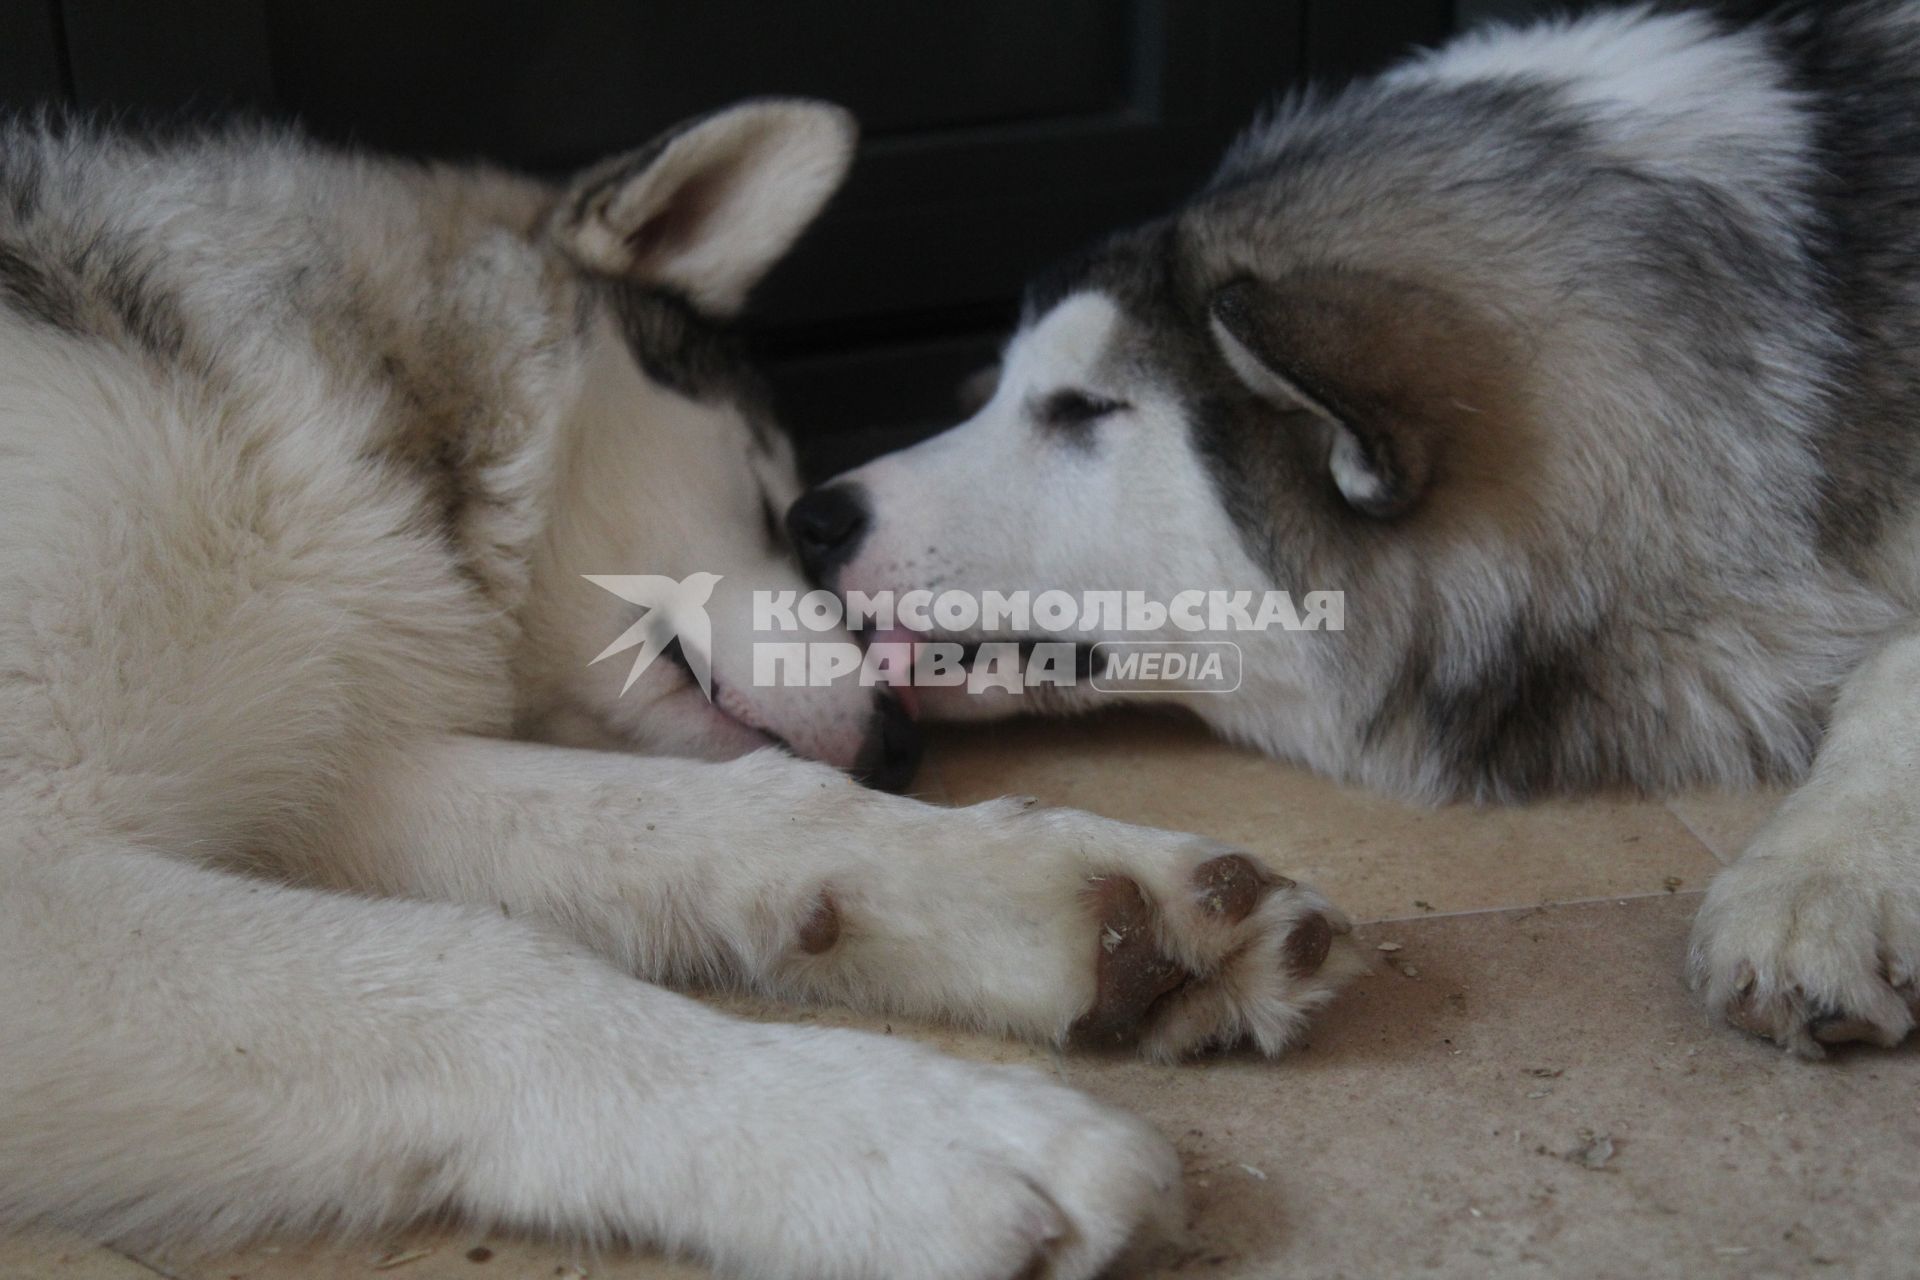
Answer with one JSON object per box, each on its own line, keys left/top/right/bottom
{"left": 1036, "top": 389, "right": 1128, "bottom": 429}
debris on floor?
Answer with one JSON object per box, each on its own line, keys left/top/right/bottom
{"left": 372, "top": 1246, "right": 435, "bottom": 1270}
{"left": 1564, "top": 1130, "right": 1618, "bottom": 1170}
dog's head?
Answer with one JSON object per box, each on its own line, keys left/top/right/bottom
{"left": 787, "top": 59, "right": 1894, "bottom": 800}
{"left": 793, "top": 204, "right": 1555, "bottom": 786}
{"left": 518, "top": 101, "right": 920, "bottom": 790}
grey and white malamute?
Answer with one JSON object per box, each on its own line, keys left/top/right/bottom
{"left": 803, "top": 2, "right": 1920, "bottom": 1059}
{"left": 0, "top": 106, "right": 1359, "bottom": 1273}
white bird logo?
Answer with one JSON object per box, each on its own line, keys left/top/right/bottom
{"left": 583, "top": 572, "right": 722, "bottom": 699}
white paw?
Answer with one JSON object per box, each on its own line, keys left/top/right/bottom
{"left": 767, "top": 800, "right": 1363, "bottom": 1061}
{"left": 1043, "top": 818, "right": 1367, "bottom": 1060}
{"left": 720, "top": 1035, "right": 1183, "bottom": 1280}
{"left": 1689, "top": 828, "right": 1920, "bottom": 1056}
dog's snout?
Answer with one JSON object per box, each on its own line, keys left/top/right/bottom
{"left": 787, "top": 483, "right": 869, "bottom": 583}
{"left": 851, "top": 694, "right": 922, "bottom": 794}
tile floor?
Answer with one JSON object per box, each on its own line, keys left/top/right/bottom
{"left": 14, "top": 713, "right": 1920, "bottom": 1280}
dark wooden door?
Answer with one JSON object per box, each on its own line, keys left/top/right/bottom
{"left": 1, "top": 0, "right": 1549, "bottom": 472}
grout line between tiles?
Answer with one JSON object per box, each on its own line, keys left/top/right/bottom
{"left": 1360, "top": 887, "right": 1708, "bottom": 927}
{"left": 1665, "top": 804, "right": 1742, "bottom": 867}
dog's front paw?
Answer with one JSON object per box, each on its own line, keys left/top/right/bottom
{"left": 745, "top": 1039, "right": 1183, "bottom": 1280}
{"left": 908, "top": 1061, "right": 1185, "bottom": 1280}
{"left": 1065, "top": 832, "right": 1366, "bottom": 1060}
{"left": 1689, "top": 829, "right": 1920, "bottom": 1056}
{"left": 780, "top": 796, "right": 1363, "bottom": 1057}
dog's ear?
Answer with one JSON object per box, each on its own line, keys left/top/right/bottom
{"left": 554, "top": 99, "right": 857, "bottom": 314}
{"left": 1210, "top": 272, "right": 1495, "bottom": 520}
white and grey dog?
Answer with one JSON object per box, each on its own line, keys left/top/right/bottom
{"left": 804, "top": 1, "right": 1920, "bottom": 1059}
{"left": 0, "top": 106, "right": 1361, "bottom": 1275}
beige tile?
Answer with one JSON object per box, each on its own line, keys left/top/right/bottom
{"left": 1667, "top": 788, "right": 1787, "bottom": 863}
{"left": 0, "top": 1231, "right": 161, "bottom": 1279}
{"left": 927, "top": 713, "right": 1722, "bottom": 920}
{"left": 1060, "top": 894, "right": 1920, "bottom": 1279}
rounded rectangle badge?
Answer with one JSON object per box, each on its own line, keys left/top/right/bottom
{"left": 1088, "top": 641, "right": 1243, "bottom": 694}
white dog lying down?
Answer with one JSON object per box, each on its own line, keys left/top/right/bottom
{"left": 0, "top": 102, "right": 1359, "bottom": 1278}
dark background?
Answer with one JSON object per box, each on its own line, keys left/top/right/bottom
{"left": 0, "top": 0, "right": 1573, "bottom": 477}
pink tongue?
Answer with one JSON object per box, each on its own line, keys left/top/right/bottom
{"left": 865, "top": 626, "right": 921, "bottom": 718}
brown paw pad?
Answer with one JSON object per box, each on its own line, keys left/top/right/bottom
{"left": 1283, "top": 912, "right": 1333, "bottom": 978}
{"left": 1724, "top": 997, "right": 1777, "bottom": 1040}
{"left": 1193, "top": 853, "right": 1289, "bottom": 925}
{"left": 796, "top": 890, "right": 841, "bottom": 955}
{"left": 1721, "top": 967, "right": 1796, "bottom": 1043}
{"left": 1073, "top": 876, "right": 1186, "bottom": 1047}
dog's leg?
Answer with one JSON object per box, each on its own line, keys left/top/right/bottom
{"left": 1691, "top": 625, "right": 1920, "bottom": 1054}
{"left": 297, "top": 736, "right": 1363, "bottom": 1058}
{"left": 1, "top": 841, "right": 1178, "bottom": 1276}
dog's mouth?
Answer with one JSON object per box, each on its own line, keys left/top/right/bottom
{"left": 859, "top": 628, "right": 1099, "bottom": 683}
{"left": 661, "top": 636, "right": 791, "bottom": 753}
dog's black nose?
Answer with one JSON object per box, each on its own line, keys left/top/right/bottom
{"left": 851, "top": 694, "right": 922, "bottom": 794}
{"left": 787, "top": 483, "right": 869, "bottom": 583}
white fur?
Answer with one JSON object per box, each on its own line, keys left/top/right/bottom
{"left": 837, "top": 292, "right": 1354, "bottom": 763}
{"left": 514, "top": 317, "right": 876, "bottom": 765}
{"left": 1401, "top": 5, "right": 1809, "bottom": 194}
{"left": 1690, "top": 625, "right": 1920, "bottom": 1057}
{"left": 844, "top": 296, "right": 1277, "bottom": 618}
{"left": 1, "top": 840, "right": 1184, "bottom": 1274}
